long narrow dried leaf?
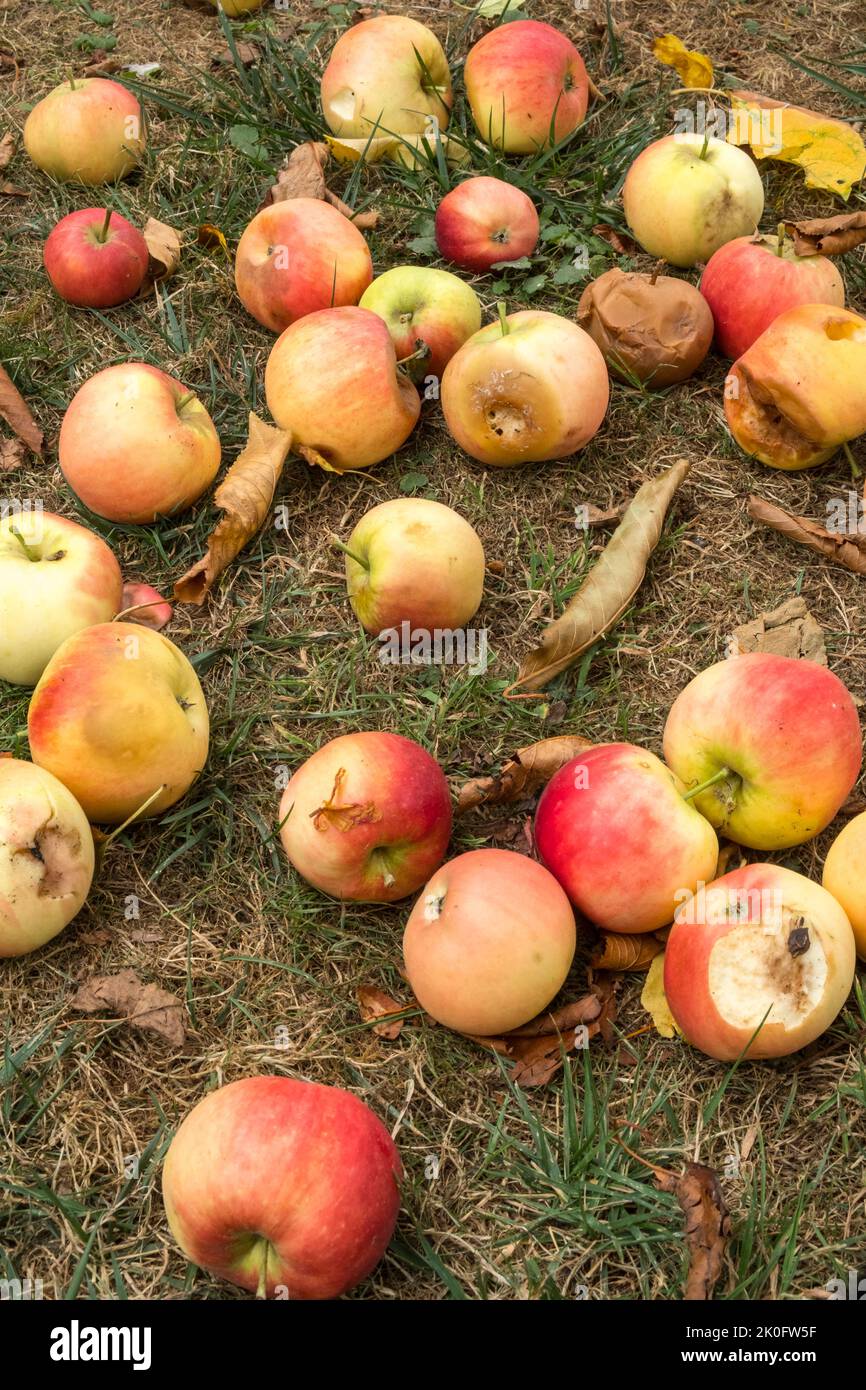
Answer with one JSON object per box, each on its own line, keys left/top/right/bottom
{"left": 174, "top": 413, "right": 293, "bottom": 603}
{"left": 456, "top": 734, "right": 594, "bottom": 812}
{"left": 748, "top": 494, "right": 866, "bottom": 576}
{"left": 0, "top": 362, "right": 42, "bottom": 454}
{"left": 784, "top": 211, "right": 866, "bottom": 257}
{"left": 509, "top": 457, "right": 692, "bottom": 694}
{"left": 656, "top": 1163, "right": 731, "bottom": 1301}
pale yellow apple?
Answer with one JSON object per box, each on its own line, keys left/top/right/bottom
{"left": 24, "top": 78, "right": 145, "bottom": 184}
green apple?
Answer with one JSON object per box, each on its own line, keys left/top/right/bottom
{"left": 359, "top": 267, "right": 481, "bottom": 379}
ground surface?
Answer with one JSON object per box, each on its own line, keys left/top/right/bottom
{"left": 1, "top": 0, "right": 865, "bottom": 1301}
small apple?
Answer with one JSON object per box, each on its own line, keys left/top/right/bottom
{"left": 664, "top": 864, "right": 856, "bottom": 1060}
{"left": 162, "top": 1076, "right": 401, "bottom": 1300}
{"left": 724, "top": 303, "right": 866, "bottom": 470}
{"left": 577, "top": 267, "right": 714, "bottom": 386}
{"left": 434, "top": 177, "right": 540, "bottom": 275}
{"left": 265, "top": 306, "right": 420, "bottom": 472}
{"left": 700, "top": 230, "right": 845, "bottom": 360}
{"left": 359, "top": 266, "right": 481, "bottom": 378}
{"left": 28, "top": 622, "right": 210, "bottom": 825}
{"left": 44, "top": 208, "right": 149, "bottom": 309}
{"left": 0, "top": 509, "right": 122, "bottom": 686}
{"left": 321, "top": 15, "right": 452, "bottom": 138}
{"left": 822, "top": 812, "right": 866, "bottom": 961}
{"left": 534, "top": 744, "right": 720, "bottom": 934}
{"left": 663, "top": 652, "right": 862, "bottom": 850}
{"left": 59, "top": 363, "right": 221, "bottom": 524}
{"left": 24, "top": 77, "right": 145, "bottom": 184}
{"left": 441, "top": 308, "right": 609, "bottom": 466}
{"left": 623, "top": 134, "right": 764, "bottom": 268}
{"left": 402, "top": 848, "right": 576, "bottom": 1035}
{"left": 279, "top": 731, "right": 452, "bottom": 903}
{"left": 235, "top": 198, "right": 373, "bottom": 335}
{"left": 464, "top": 20, "right": 588, "bottom": 153}
{"left": 0, "top": 759, "right": 95, "bottom": 959}
{"left": 342, "top": 498, "right": 485, "bottom": 635}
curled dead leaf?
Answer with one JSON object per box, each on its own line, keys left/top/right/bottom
{"left": 641, "top": 953, "right": 681, "bottom": 1039}
{"left": 456, "top": 734, "right": 594, "bottom": 813}
{"left": 591, "top": 932, "right": 663, "bottom": 972}
{"left": 592, "top": 223, "right": 638, "bottom": 255}
{"left": 357, "top": 985, "right": 406, "bottom": 1040}
{"left": 748, "top": 494, "right": 866, "bottom": 577}
{"left": 71, "top": 968, "right": 185, "bottom": 1047}
{"left": 138, "top": 217, "right": 181, "bottom": 298}
{"left": 270, "top": 140, "right": 379, "bottom": 229}
{"left": 0, "top": 437, "right": 27, "bottom": 472}
{"left": 197, "top": 223, "right": 229, "bottom": 255}
{"left": 656, "top": 1162, "right": 731, "bottom": 1301}
{"left": 0, "top": 363, "right": 42, "bottom": 454}
{"left": 783, "top": 211, "right": 866, "bottom": 257}
{"left": 653, "top": 34, "right": 713, "bottom": 89}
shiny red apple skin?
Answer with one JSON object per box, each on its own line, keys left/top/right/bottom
{"left": 464, "top": 20, "right": 588, "bottom": 153}
{"left": 162, "top": 1076, "right": 401, "bottom": 1300}
{"left": 44, "top": 208, "right": 149, "bottom": 308}
{"left": 434, "top": 177, "right": 540, "bottom": 274}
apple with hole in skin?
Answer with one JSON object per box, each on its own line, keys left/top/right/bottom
{"left": 279, "top": 731, "right": 451, "bottom": 903}
{"left": 321, "top": 14, "right": 452, "bottom": 139}
{"left": 823, "top": 813, "right": 866, "bottom": 961}
{"left": 623, "top": 134, "right": 764, "bottom": 268}
{"left": 402, "top": 848, "right": 576, "bottom": 1036}
{"left": 464, "top": 20, "right": 588, "bottom": 154}
{"left": 359, "top": 266, "right": 481, "bottom": 378}
{"left": 0, "top": 510, "right": 122, "bottom": 686}
{"left": 24, "top": 77, "right": 145, "bottom": 184}
{"left": 534, "top": 744, "right": 720, "bottom": 934}
{"left": 700, "top": 230, "right": 845, "bottom": 360}
{"left": 664, "top": 863, "right": 856, "bottom": 1061}
{"left": 724, "top": 303, "right": 866, "bottom": 470}
{"left": 44, "top": 208, "right": 150, "bottom": 309}
{"left": 441, "top": 308, "right": 609, "bottom": 466}
{"left": 235, "top": 198, "right": 373, "bottom": 335}
{"left": 28, "top": 622, "right": 210, "bottom": 825}
{"left": 162, "top": 1076, "right": 401, "bottom": 1300}
{"left": 434, "top": 177, "right": 540, "bottom": 275}
{"left": 265, "top": 307, "right": 420, "bottom": 472}
{"left": 663, "top": 653, "right": 862, "bottom": 850}
{"left": 341, "top": 497, "right": 485, "bottom": 636}
{"left": 59, "top": 363, "right": 221, "bottom": 524}
{"left": 0, "top": 759, "right": 95, "bottom": 959}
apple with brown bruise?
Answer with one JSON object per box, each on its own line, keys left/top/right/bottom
{"left": 577, "top": 267, "right": 714, "bottom": 387}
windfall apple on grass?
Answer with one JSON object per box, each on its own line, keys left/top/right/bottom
{"left": 434, "top": 176, "right": 540, "bottom": 275}
{"left": 320, "top": 14, "right": 452, "bottom": 139}
{"left": 577, "top": 268, "right": 714, "bottom": 387}
{"left": 464, "top": 20, "right": 588, "bottom": 153}
{"left": 359, "top": 265, "right": 482, "bottom": 378}
{"left": 823, "top": 812, "right": 866, "bottom": 961}
{"left": 44, "top": 208, "right": 150, "bottom": 309}
{"left": 24, "top": 77, "right": 145, "bottom": 184}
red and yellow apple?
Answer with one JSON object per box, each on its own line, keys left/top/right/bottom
{"left": 24, "top": 77, "right": 145, "bottom": 184}
{"left": 464, "top": 20, "right": 588, "bottom": 153}
{"left": 28, "top": 622, "right": 210, "bottom": 825}
{"left": 359, "top": 266, "right": 481, "bottom": 378}
{"left": 823, "top": 812, "right": 866, "bottom": 961}
{"left": 265, "top": 307, "right": 420, "bottom": 471}
{"left": 0, "top": 759, "right": 95, "bottom": 959}
{"left": 663, "top": 653, "right": 862, "bottom": 850}
{"left": 321, "top": 15, "right": 451, "bottom": 138}
{"left": 163, "top": 1076, "right": 401, "bottom": 1300}
{"left": 44, "top": 208, "right": 149, "bottom": 309}
{"left": 279, "top": 731, "right": 451, "bottom": 902}
{"left": 434, "top": 176, "right": 540, "bottom": 274}
{"left": 664, "top": 864, "right": 856, "bottom": 1060}
{"left": 724, "top": 303, "right": 866, "bottom": 470}
{"left": 59, "top": 363, "right": 221, "bottom": 524}
{"left": 623, "top": 134, "right": 764, "bottom": 268}
{"left": 441, "top": 308, "right": 609, "bottom": 466}
{"left": 534, "top": 744, "right": 720, "bottom": 934}
{"left": 0, "top": 510, "right": 122, "bottom": 686}
{"left": 402, "top": 848, "right": 576, "bottom": 1035}
{"left": 235, "top": 198, "right": 373, "bottom": 335}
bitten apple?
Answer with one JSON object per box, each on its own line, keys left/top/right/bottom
{"left": 235, "top": 199, "right": 373, "bottom": 334}
{"left": 24, "top": 77, "right": 145, "bottom": 184}
{"left": 441, "top": 308, "right": 609, "bottom": 466}
{"left": 44, "top": 208, "right": 149, "bottom": 309}
{"left": 265, "top": 307, "right": 420, "bottom": 471}
{"left": 534, "top": 744, "right": 720, "bottom": 934}
{"left": 402, "top": 848, "right": 576, "bottom": 1035}
{"left": 162, "top": 1076, "right": 401, "bottom": 1300}
{"left": 434, "top": 177, "right": 540, "bottom": 275}
{"left": 823, "top": 812, "right": 866, "bottom": 960}
{"left": 623, "top": 134, "right": 764, "bottom": 268}
{"left": 279, "top": 731, "right": 451, "bottom": 902}
{"left": 0, "top": 510, "right": 122, "bottom": 685}
{"left": 0, "top": 759, "right": 95, "bottom": 959}
{"left": 359, "top": 266, "right": 481, "bottom": 378}
{"left": 665, "top": 864, "right": 856, "bottom": 1060}
{"left": 464, "top": 20, "right": 588, "bottom": 153}
{"left": 663, "top": 653, "right": 862, "bottom": 850}
{"left": 28, "top": 622, "right": 210, "bottom": 825}
{"left": 342, "top": 498, "right": 485, "bottom": 635}
{"left": 321, "top": 15, "right": 451, "bottom": 138}
{"left": 59, "top": 363, "right": 221, "bottom": 524}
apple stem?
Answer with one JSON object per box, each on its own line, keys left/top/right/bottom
{"left": 497, "top": 301, "right": 510, "bottom": 336}
{"left": 698, "top": 130, "right": 711, "bottom": 160}
{"left": 396, "top": 343, "right": 430, "bottom": 369}
{"left": 682, "top": 765, "right": 732, "bottom": 802}
{"left": 776, "top": 221, "right": 786, "bottom": 256}
{"left": 9, "top": 525, "right": 40, "bottom": 562}
{"left": 650, "top": 260, "right": 663, "bottom": 286}
{"left": 842, "top": 440, "right": 862, "bottom": 480}
{"left": 331, "top": 534, "right": 369, "bottom": 570}
{"left": 98, "top": 207, "right": 113, "bottom": 243}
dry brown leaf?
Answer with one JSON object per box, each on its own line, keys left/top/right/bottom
{"left": 509, "top": 1032, "right": 583, "bottom": 1087}
{"left": 357, "top": 985, "right": 406, "bottom": 1040}
{"left": 71, "top": 968, "right": 185, "bottom": 1047}
{"left": 0, "top": 363, "right": 42, "bottom": 454}
{"left": 732, "top": 595, "right": 826, "bottom": 664}
{"left": 0, "top": 132, "right": 13, "bottom": 169}
{"left": 456, "top": 734, "right": 594, "bottom": 813}
{"left": 748, "top": 495, "right": 866, "bottom": 577}
{"left": 270, "top": 140, "right": 379, "bottom": 229}
{"left": 783, "top": 211, "right": 866, "bottom": 257}
{"left": 128, "top": 929, "right": 165, "bottom": 944}
{"left": 509, "top": 457, "right": 692, "bottom": 694}
{"left": 211, "top": 42, "right": 259, "bottom": 68}
{"left": 174, "top": 413, "right": 293, "bottom": 603}
{"left": 590, "top": 932, "right": 664, "bottom": 972}
{"left": 506, "top": 995, "right": 603, "bottom": 1038}
{"left": 592, "top": 222, "right": 638, "bottom": 255}
{"left": 656, "top": 1162, "right": 731, "bottom": 1301}
{"left": 0, "top": 436, "right": 26, "bottom": 471}
{"left": 0, "top": 181, "right": 26, "bottom": 197}
{"left": 137, "top": 217, "right": 181, "bottom": 298}
{"left": 81, "top": 57, "right": 121, "bottom": 77}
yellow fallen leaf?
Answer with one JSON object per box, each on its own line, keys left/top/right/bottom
{"left": 325, "top": 134, "right": 397, "bottom": 164}
{"left": 640, "top": 953, "right": 682, "bottom": 1039}
{"left": 653, "top": 34, "right": 713, "bottom": 90}
{"left": 197, "top": 223, "right": 228, "bottom": 255}
{"left": 728, "top": 90, "right": 866, "bottom": 199}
